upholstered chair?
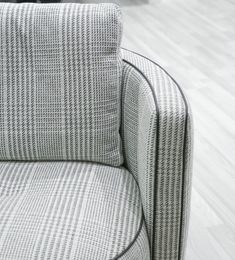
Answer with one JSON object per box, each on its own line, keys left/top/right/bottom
{"left": 0, "top": 3, "right": 193, "bottom": 260}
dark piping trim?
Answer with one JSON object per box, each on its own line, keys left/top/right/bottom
{"left": 112, "top": 217, "right": 144, "bottom": 260}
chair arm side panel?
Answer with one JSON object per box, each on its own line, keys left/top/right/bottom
{"left": 121, "top": 49, "right": 193, "bottom": 260}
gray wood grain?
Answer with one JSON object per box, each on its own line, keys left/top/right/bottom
{"left": 121, "top": 0, "right": 235, "bottom": 259}
{"left": 62, "top": 0, "right": 148, "bottom": 6}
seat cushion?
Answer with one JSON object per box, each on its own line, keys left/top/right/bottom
{"left": 0, "top": 162, "right": 150, "bottom": 260}
{"left": 0, "top": 3, "right": 123, "bottom": 166}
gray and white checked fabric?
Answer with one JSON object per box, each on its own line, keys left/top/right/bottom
{"left": 0, "top": 161, "right": 150, "bottom": 260}
{"left": 121, "top": 49, "right": 193, "bottom": 260}
{"left": 119, "top": 224, "right": 150, "bottom": 260}
{"left": 0, "top": 3, "right": 123, "bottom": 166}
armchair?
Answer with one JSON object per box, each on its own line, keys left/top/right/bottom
{"left": 0, "top": 3, "right": 193, "bottom": 260}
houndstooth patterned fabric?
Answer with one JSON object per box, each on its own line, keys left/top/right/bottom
{"left": 121, "top": 49, "right": 193, "bottom": 260}
{"left": 0, "top": 161, "right": 150, "bottom": 260}
{"left": 0, "top": 3, "right": 123, "bottom": 166}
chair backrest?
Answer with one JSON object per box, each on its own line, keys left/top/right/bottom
{"left": 0, "top": 3, "right": 123, "bottom": 166}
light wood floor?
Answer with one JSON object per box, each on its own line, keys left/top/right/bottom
{"left": 121, "top": 0, "right": 235, "bottom": 259}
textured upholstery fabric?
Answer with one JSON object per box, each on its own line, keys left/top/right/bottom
{"left": 121, "top": 49, "right": 193, "bottom": 260}
{"left": 0, "top": 161, "right": 150, "bottom": 260}
{"left": 0, "top": 3, "right": 123, "bottom": 166}
{"left": 119, "top": 224, "right": 150, "bottom": 260}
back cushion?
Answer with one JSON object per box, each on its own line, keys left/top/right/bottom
{"left": 0, "top": 3, "right": 123, "bottom": 166}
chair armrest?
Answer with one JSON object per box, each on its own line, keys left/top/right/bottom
{"left": 121, "top": 48, "right": 193, "bottom": 260}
